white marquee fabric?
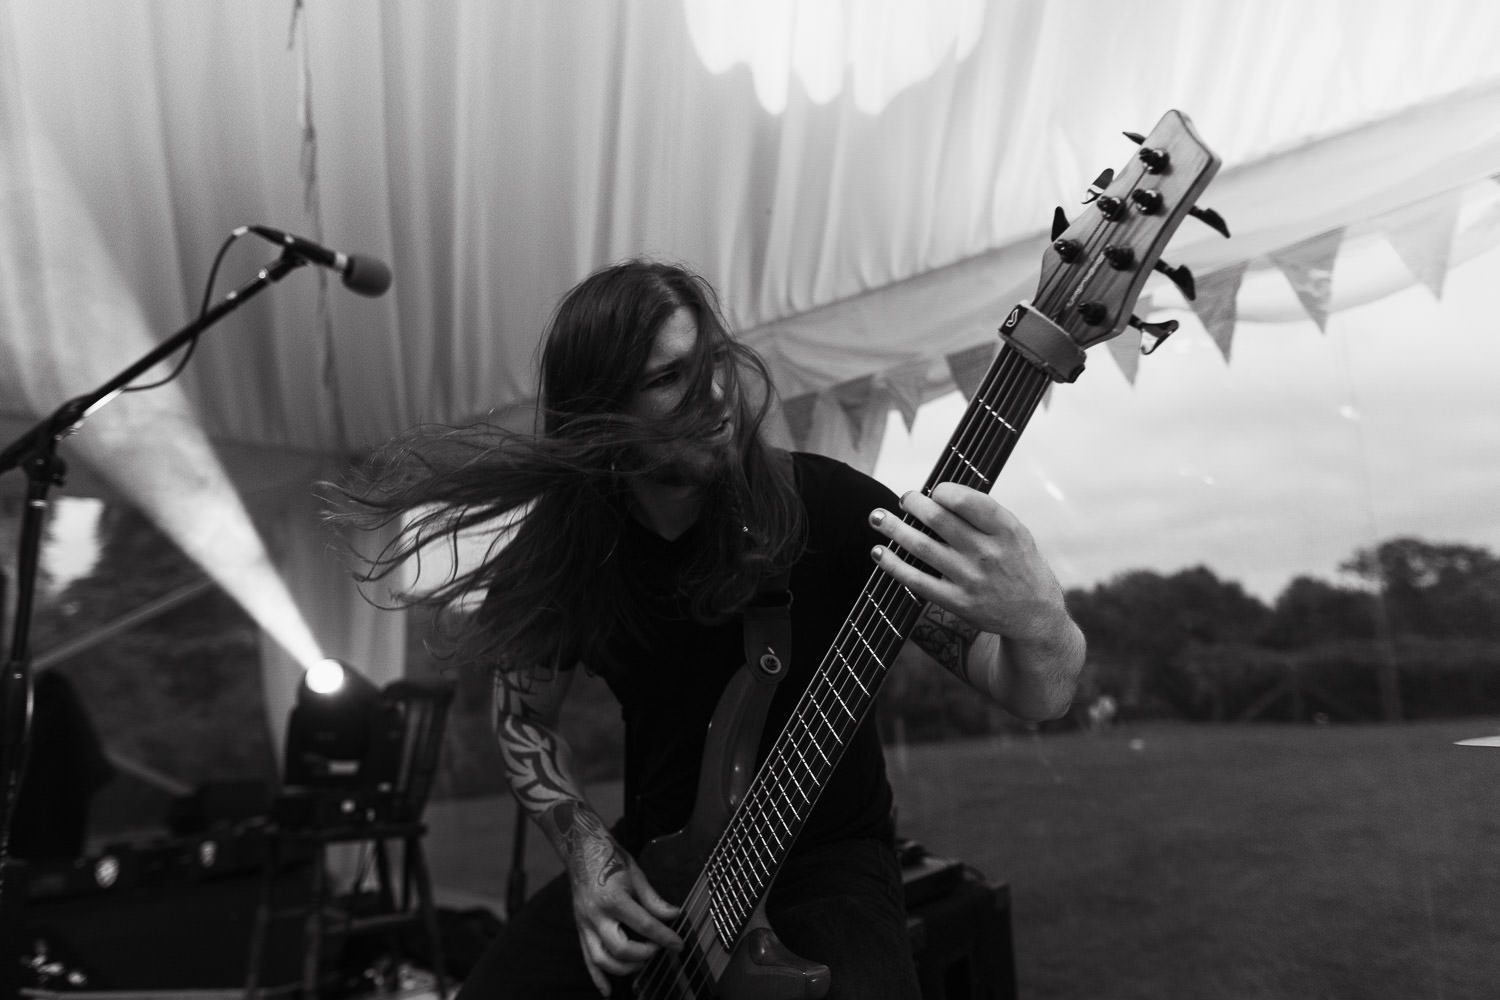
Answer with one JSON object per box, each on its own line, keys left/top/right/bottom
{"left": 3, "top": 0, "right": 1500, "bottom": 744}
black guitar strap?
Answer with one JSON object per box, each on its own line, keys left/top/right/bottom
{"left": 742, "top": 569, "right": 793, "bottom": 685}
{"left": 503, "top": 570, "right": 794, "bottom": 920}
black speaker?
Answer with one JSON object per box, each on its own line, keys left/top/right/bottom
{"left": 21, "top": 840, "right": 313, "bottom": 992}
{"left": 906, "top": 873, "right": 1016, "bottom": 1000}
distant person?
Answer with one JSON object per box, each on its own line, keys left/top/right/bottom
{"left": 330, "top": 259, "right": 1085, "bottom": 997}
{"left": 1087, "top": 693, "right": 1118, "bottom": 730}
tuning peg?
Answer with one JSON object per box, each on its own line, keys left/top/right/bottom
{"left": 1095, "top": 194, "right": 1125, "bottom": 220}
{"left": 1123, "top": 131, "right": 1146, "bottom": 144}
{"left": 1130, "top": 188, "right": 1163, "bottom": 214}
{"left": 1051, "top": 206, "right": 1069, "bottom": 240}
{"left": 1153, "top": 260, "right": 1196, "bottom": 301}
{"left": 1188, "top": 205, "right": 1231, "bottom": 238}
{"left": 1138, "top": 147, "right": 1170, "bottom": 173}
{"left": 1083, "top": 168, "right": 1114, "bottom": 204}
{"left": 1129, "top": 315, "right": 1179, "bottom": 355}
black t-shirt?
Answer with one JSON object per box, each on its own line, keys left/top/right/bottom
{"left": 597, "top": 451, "right": 901, "bottom": 855}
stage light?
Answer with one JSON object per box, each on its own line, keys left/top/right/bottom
{"left": 284, "top": 659, "right": 382, "bottom": 789}
{"left": 303, "top": 657, "right": 371, "bottom": 699}
{"left": 276, "top": 660, "right": 454, "bottom": 830}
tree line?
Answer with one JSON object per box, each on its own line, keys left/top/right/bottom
{"left": 1058, "top": 536, "right": 1500, "bottom": 725}
{"left": 877, "top": 536, "right": 1500, "bottom": 741}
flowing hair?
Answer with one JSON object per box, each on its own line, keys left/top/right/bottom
{"left": 324, "top": 259, "right": 805, "bottom": 678}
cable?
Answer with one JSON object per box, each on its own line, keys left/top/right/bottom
{"left": 122, "top": 227, "right": 245, "bottom": 392}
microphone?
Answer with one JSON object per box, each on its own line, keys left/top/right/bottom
{"left": 246, "top": 225, "right": 392, "bottom": 297}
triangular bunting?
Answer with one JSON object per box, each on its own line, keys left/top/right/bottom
{"left": 1103, "top": 325, "right": 1141, "bottom": 384}
{"left": 884, "top": 369, "right": 923, "bottom": 432}
{"left": 781, "top": 392, "right": 817, "bottom": 450}
{"left": 1191, "top": 263, "right": 1247, "bottom": 361}
{"left": 1377, "top": 191, "right": 1460, "bottom": 300}
{"left": 1270, "top": 229, "right": 1344, "bottom": 332}
{"left": 945, "top": 341, "right": 996, "bottom": 402}
{"left": 830, "top": 375, "right": 874, "bottom": 444}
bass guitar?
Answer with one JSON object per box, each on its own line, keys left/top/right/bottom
{"left": 633, "top": 109, "right": 1225, "bottom": 999}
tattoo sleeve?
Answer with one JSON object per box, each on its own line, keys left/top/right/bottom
{"left": 492, "top": 668, "right": 625, "bottom": 881}
{"left": 909, "top": 603, "right": 982, "bottom": 684}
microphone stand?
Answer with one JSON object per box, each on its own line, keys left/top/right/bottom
{"left": 0, "top": 250, "right": 310, "bottom": 918}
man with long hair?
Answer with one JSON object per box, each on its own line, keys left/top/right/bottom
{"left": 331, "top": 259, "right": 1084, "bottom": 998}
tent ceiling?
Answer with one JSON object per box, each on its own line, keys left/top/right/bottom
{"left": 4, "top": 0, "right": 1500, "bottom": 497}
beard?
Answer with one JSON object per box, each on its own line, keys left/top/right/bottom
{"left": 639, "top": 441, "right": 732, "bottom": 488}
{"left": 623, "top": 421, "right": 737, "bottom": 490}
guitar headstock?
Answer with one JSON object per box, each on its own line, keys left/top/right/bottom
{"left": 1034, "top": 110, "right": 1223, "bottom": 354}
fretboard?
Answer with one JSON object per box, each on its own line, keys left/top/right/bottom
{"left": 699, "top": 342, "right": 1053, "bottom": 946}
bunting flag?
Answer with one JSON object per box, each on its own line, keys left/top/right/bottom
{"left": 779, "top": 177, "right": 1497, "bottom": 461}
{"left": 1377, "top": 191, "right": 1460, "bottom": 300}
{"left": 830, "top": 374, "right": 874, "bottom": 444}
{"left": 1103, "top": 324, "right": 1143, "bottom": 384}
{"left": 781, "top": 391, "right": 817, "bottom": 449}
{"left": 1270, "top": 229, "right": 1343, "bottom": 332}
{"left": 1191, "top": 263, "right": 1248, "bottom": 361}
{"left": 884, "top": 368, "right": 924, "bottom": 432}
{"left": 945, "top": 341, "right": 996, "bottom": 402}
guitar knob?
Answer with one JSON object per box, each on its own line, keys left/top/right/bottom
{"left": 1103, "top": 245, "right": 1135, "bottom": 270}
{"left": 1052, "top": 238, "right": 1082, "bottom": 262}
{"left": 1078, "top": 301, "right": 1107, "bottom": 325}
{"left": 1153, "top": 259, "right": 1196, "bottom": 300}
{"left": 1138, "top": 147, "right": 1170, "bottom": 173}
{"left": 1188, "top": 205, "right": 1232, "bottom": 238}
{"left": 1129, "top": 315, "right": 1179, "bottom": 354}
{"left": 1095, "top": 195, "right": 1125, "bottom": 220}
{"left": 1051, "top": 206, "right": 1070, "bottom": 240}
{"left": 1130, "top": 189, "right": 1163, "bottom": 214}
{"left": 1083, "top": 168, "right": 1115, "bottom": 203}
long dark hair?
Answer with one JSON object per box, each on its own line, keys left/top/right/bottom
{"left": 325, "top": 259, "right": 805, "bottom": 676}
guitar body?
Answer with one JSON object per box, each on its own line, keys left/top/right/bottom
{"left": 634, "top": 658, "right": 830, "bottom": 999}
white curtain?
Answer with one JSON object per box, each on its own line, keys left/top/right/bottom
{"left": 4, "top": 0, "right": 1500, "bottom": 738}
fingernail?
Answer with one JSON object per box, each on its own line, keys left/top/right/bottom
{"left": 871, "top": 545, "right": 884, "bottom": 561}
{"left": 870, "top": 508, "right": 886, "bottom": 527}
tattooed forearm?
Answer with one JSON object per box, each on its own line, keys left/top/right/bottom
{"left": 910, "top": 603, "right": 981, "bottom": 681}
{"left": 490, "top": 662, "right": 628, "bottom": 876}
{"left": 491, "top": 667, "right": 624, "bottom": 876}
{"left": 545, "top": 800, "right": 627, "bottom": 886}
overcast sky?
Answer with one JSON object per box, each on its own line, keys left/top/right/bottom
{"left": 873, "top": 247, "right": 1500, "bottom": 604}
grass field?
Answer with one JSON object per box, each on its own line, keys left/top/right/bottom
{"left": 884, "top": 719, "right": 1500, "bottom": 1000}
{"left": 425, "top": 718, "right": 1500, "bottom": 999}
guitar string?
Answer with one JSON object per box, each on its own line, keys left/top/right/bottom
{"left": 695, "top": 159, "right": 1133, "bottom": 932}
{"left": 637, "top": 186, "right": 1129, "bottom": 996}
{"left": 635, "top": 360, "right": 1043, "bottom": 999}
{"left": 712, "top": 354, "right": 1039, "bottom": 935}
{"left": 637, "top": 344, "right": 1051, "bottom": 997}
{"left": 693, "top": 154, "right": 1190, "bottom": 988}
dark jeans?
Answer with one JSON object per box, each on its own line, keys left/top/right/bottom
{"left": 457, "top": 836, "right": 921, "bottom": 999}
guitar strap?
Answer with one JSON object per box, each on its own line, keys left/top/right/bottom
{"left": 741, "top": 569, "right": 792, "bottom": 685}
{"left": 503, "top": 570, "right": 794, "bottom": 920}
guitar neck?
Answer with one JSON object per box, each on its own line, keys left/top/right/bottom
{"left": 698, "top": 343, "right": 1053, "bottom": 946}
{"left": 672, "top": 105, "right": 1223, "bottom": 970}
